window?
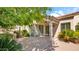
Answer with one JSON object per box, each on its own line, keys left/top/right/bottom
{"left": 61, "top": 22, "right": 71, "bottom": 31}
{"left": 75, "top": 23, "right": 79, "bottom": 31}
{"left": 39, "top": 25, "right": 49, "bottom": 36}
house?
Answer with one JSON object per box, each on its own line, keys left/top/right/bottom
{"left": 12, "top": 12, "right": 79, "bottom": 39}
{"left": 33, "top": 12, "right": 79, "bottom": 39}
{"left": 54, "top": 12, "right": 79, "bottom": 38}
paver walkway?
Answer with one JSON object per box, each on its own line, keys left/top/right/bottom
{"left": 17, "top": 37, "right": 79, "bottom": 51}
{"left": 54, "top": 38, "right": 79, "bottom": 51}
{"left": 17, "top": 36, "right": 54, "bottom": 51}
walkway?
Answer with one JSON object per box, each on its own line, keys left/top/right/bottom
{"left": 17, "top": 36, "right": 54, "bottom": 51}
{"left": 54, "top": 38, "right": 79, "bottom": 51}
{"left": 17, "top": 37, "right": 79, "bottom": 51}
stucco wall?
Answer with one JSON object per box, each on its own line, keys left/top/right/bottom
{"left": 54, "top": 19, "right": 73, "bottom": 38}
{"left": 54, "top": 15, "right": 79, "bottom": 38}
{"left": 72, "top": 15, "right": 79, "bottom": 31}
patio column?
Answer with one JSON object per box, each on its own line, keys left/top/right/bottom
{"left": 49, "top": 21, "right": 54, "bottom": 45}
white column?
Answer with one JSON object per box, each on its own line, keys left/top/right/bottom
{"left": 49, "top": 22, "right": 54, "bottom": 45}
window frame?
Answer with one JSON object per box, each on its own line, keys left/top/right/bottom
{"left": 61, "top": 22, "right": 71, "bottom": 31}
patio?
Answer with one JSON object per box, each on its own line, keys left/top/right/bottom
{"left": 16, "top": 36, "right": 79, "bottom": 51}
{"left": 17, "top": 36, "right": 54, "bottom": 51}
{"left": 54, "top": 38, "right": 79, "bottom": 51}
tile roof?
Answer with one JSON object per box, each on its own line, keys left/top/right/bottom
{"left": 56, "top": 11, "right": 79, "bottom": 20}
{"left": 46, "top": 12, "right": 79, "bottom": 23}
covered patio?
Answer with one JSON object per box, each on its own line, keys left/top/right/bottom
{"left": 16, "top": 16, "right": 59, "bottom": 51}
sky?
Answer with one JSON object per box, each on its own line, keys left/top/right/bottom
{"left": 47, "top": 7, "right": 79, "bottom": 17}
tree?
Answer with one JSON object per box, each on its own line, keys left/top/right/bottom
{"left": 0, "top": 7, "right": 51, "bottom": 50}
{"left": 0, "top": 7, "right": 50, "bottom": 29}
{"left": 0, "top": 7, "right": 51, "bottom": 37}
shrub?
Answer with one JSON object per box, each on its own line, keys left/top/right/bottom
{"left": 0, "top": 32, "right": 14, "bottom": 39}
{"left": 22, "top": 30, "right": 30, "bottom": 37}
{"left": 58, "top": 30, "right": 74, "bottom": 42}
{"left": 73, "top": 31, "right": 79, "bottom": 39}
{"left": 63, "top": 35, "right": 70, "bottom": 42}
{"left": 14, "top": 30, "right": 30, "bottom": 38}
{"left": 58, "top": 29, "right": 79, "bottom": 43}
{"left": 0, "top": 33, "right": 22, "bottom": 51}
{"left": 58, "top": 32, "right": 64, "bottom": 38}
{"left": 62, "top": 30, "right": 74, "bottom": 37}
{"left": 58, "top": 32, "right": 64, "bottom": 41}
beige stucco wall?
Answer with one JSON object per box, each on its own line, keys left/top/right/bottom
{"left": 54, "top": 15, "right": 79, "bottom": 38}
{"left": 72, "top": 15, "right": 79, "bottom": 31}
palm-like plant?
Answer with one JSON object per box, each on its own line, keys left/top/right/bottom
{"left": 0, "top": 33, "right": 22, "bottom": 51}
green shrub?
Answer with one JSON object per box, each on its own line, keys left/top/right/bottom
{"left": 58, "top": 30, "right": 74, "bottom": 42}
{"left": 58, "top": 32, "right": 64, "bottom": 39}
{"left": 14, "top": 30, "right": 30, "bottom": 38}
{"left": 58, "top": 29, "right": 79, "bottom": 43}
{"left": 0, "top": 33, "right": 14, "bottom": 39}
{"left": 0, "top": 33, "right": 22, "bottom": 51}
{"left": 22, "top": 30, "right": 30, "bottom": 37}
{"left": 73, "top": 31, "right": 79, "bottom": 39}
{"left": 62, "top": 30, "right": 74, "bottom": 37}
{"left": 63, "top": 35, "right": 70, "bottom": 42}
